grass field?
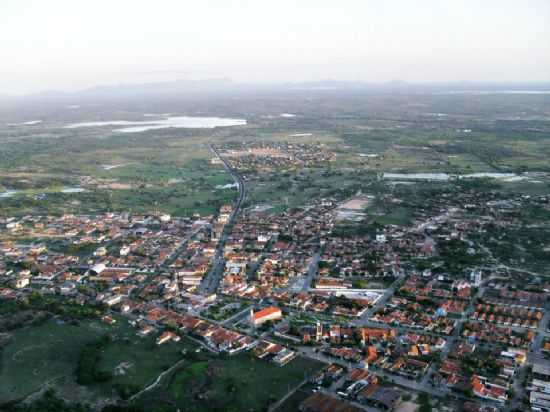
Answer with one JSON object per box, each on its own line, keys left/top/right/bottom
{"left": 1, "top": 318, "right": 323, "bottom": 410}
{"left": 371, "top": 205, "right": 414, "bottom": 226}
{"left": 0, "top": 316, "right": 199, "bottom": 405}
{"left": 95, "top": 322, "right": 196, "bottom": 393}
{"left": 0, "top": 318, "right": 108, "bottom": 402}
{"left": 155, "top": 353, "right": 324, "bottom": 412}
{"left": 0, "top": 120, "right": 240, "bottom": 217}
{"left": 2, "top": 93, "right": 549, "bottom": 217}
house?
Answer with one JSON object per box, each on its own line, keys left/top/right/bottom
{"left": 251, "top": 306, "right": 282, "bottom": 326}
{"left": 273, "top": 348, "right": 297, "bottom": 366}
{"left": 254, "top": 340, "right": 282, "bottom": 359}
{"left": 531, "top": 363, "right": 550, "bottom": 399}
{"left": 103, "top": 294, "right": 123, "bottom": 306}
{"left": 13, "top": 275, "right": 30, "bottom": 289}
{"left": 346, "top": 368, "right": 377, "bottom": 384}
{"left": 471, "top": 375, "right": 508, "bottom": 404}
{"left": 530, "top": 390, "right": 550, "bottom": 412}
{"left": 156, "top": 331, "right": 180, "bottom": 345}
{"left": 137, "top": 325, "right": 155, "bottom": 337}
{"left": 300, "top": 393, "right": 361, "bottom": 412}
{"left": 357, "top": 385, "right": 400, "bottom": 411}
{"left": 102, "top": 315, "right": 116, "bottom": 325}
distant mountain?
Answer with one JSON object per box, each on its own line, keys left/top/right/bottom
{"left": 2, "top": 79, "right": 550, "bottom": 103}
{"left": 79, "top": 78, "right": 236, "bottom": 97}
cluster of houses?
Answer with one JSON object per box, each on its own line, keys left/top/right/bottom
{"left": 470, "top": 303, "right": 543, "bottom": 329}
{"left": 437, "top": 341, "right": 527, "bottom": 404}
{"left": 0, "top": 212, "right": 209, "bottom": 292}
{"left": 462, "top": 322, "right": 536, "bottom": 349}
{"left": 135, "top": 307, "right": 256, "bottom": 354}
{"left": 309, "top": 366, "right": 401, "bottom": 411}
{"left": 366, "top": 272, "right": 479, "bottom": 336}
{"left": 219, "top": 199, "right": 336, "bottom": 298}
{"left": 1, "top": 168, "right": 550, "bottom": 412}
{"left": 218, "top": 141, "right": 336, "bottom": 172}
{"left": 529, "top": 363, "right": 550, "bottom": 411}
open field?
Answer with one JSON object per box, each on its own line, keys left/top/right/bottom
{"left": 0, "top": 316, "right": 199, "bottom": 405}
{"left": 0, "top": 318, "right": 107, "bottom": 403}
{"left": 139, "top": 354, "right": 325, "bottom": 412}
{"left": 0, "top": 312, "right": 323, "bottom": 410}
{"left": 94, "top": 324, "right": 198, "bottom": 398}
{"left": 1, "top": 92, "right": 549, "bottom": 216}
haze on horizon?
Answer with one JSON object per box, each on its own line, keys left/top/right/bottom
{"left": 1, "top": 0, "right": 550, "bottom": 95}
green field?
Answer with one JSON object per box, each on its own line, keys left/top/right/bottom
{"left": 1, "top": 92, "right": 550, "bottom": 217}
{"left": 139, "top": 353, "right": 324, "bottom": 412}
{"left": 0, "top": 312, "right": 323, "bottom": 411}
{"left": 0, "top": 316, "right": 199, "bottom": 405}
{"left": 95, "top": 322, "right": 196, "bottom": 394}
{"left": 0, "top": 318, "right": 108, "bottom": 402}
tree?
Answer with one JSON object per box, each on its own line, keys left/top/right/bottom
{"left": 418, "top": 393, "right": 432, "bottom": 412}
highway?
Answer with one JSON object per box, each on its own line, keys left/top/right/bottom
{"left": 199, "top": 144, "right": 246, "bottom": 294}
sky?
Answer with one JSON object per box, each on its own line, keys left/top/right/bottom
{"left": 1, "top": 0, "right": 550, "bottom": 95}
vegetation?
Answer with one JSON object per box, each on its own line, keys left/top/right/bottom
{"left": 76, "top": 337, "right": 113, "bottom": 385}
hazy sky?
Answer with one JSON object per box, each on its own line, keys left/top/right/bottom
{"left": 1, "top": 0, "right": 550, "bottom": 94}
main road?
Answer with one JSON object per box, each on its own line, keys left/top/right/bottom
{"left": 199, "top": 144, "right": 246, "bottom": 294}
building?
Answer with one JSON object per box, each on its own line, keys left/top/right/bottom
{"left": 471, "top": 270, "right": 482, "bottom": 287}
{"left": 357, "top": 385, "right": 400, "bottom": 411}
{"left": 251, "top": 306, "right": 282, "bottom": 326}
{"left": 471, "top": 375, "right": 508, "bottom": 404}
{"left": 273, "top": 348, "right": 297, "bottom": 366}
{"left": 300, "top": 393, "right": 361, "bottom": 412}
{"left": 156, "top": 331, "right": 181, "bottom": 345}
{"left": 531, "top": 363, "right": 550, "bottom": 411}
{"left": 531, "top": 391, "right": 550, "bottom": 412}
{"left": 14, "top": 276, "right": 30, "bottom": 289}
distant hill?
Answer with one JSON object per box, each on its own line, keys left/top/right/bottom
{"left": 2, "top": 79, "right": 550, "bottom": 103}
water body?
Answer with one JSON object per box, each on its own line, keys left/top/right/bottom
{"left": 7, "top": 120, "right": 42, "bottom": 126}
{"left": 0, "top": 187, "right": 85, "bottom": 198}
{"left": 383, "top": 172, "right": 524, "bottom": 181}
{"left": 61, "top": 187, "right": 85, "bottom": 193}
{"left": 215, "top": 183, "right": 239, "bottom": 190}
{"left": 64, "top": 116, "right": 246, "bottom": 133}
{"left": 0, "top": 190, "right": 18, "bottom": 198}
{"left": 434, "top": 90, "right": 550, "bottom": 95}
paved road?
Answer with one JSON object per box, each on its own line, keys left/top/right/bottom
{"left": 302, "top": 252, "right": 321, "bottom": 292}
{"left": 353, "top": 273, "right": 405, "bottom": 326}
{"left": 222, "top": 306, "right": 252, "bottom": 327}
{"left": 160, "top": 226, "right": 206, "bottom": 270}
{"left": 199, "top": 144, "right": 246, "bottom": 294}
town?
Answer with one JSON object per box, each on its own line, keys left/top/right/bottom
{"left": 1, "top": 139, "right": 549, "bottom": 412}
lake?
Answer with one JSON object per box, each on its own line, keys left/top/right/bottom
{"left": 64, "top": 115, "right": 246, "bottom": 133}
{"left": 383, "top": 172, "right": 524, "bottom": 181}
{"left": 0, "top": 190, "right": 18, "bottom": 198}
